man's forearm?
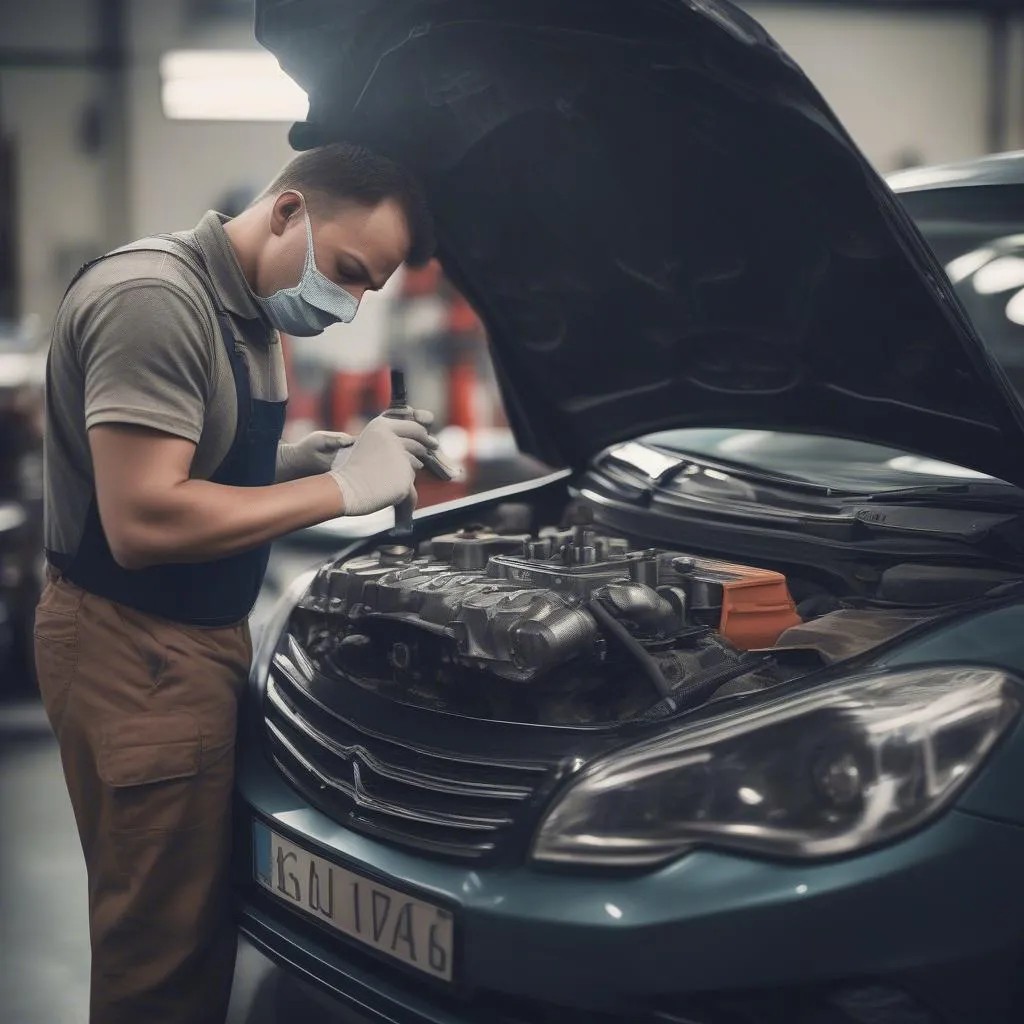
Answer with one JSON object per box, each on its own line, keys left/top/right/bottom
{"left": 112, "top": 473, "right": 344, "bottom": 568}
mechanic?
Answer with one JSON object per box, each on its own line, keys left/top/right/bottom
{"left": 34, "top": 142, "right": 441, "bottom": 1024}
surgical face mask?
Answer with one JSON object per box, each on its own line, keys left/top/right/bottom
{"left": 255, "top": 206, "right": 360, "bottom": 337}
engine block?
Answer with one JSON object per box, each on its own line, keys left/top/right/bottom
{"left": 304, "top": 520, "right": 801, "bottom": 684}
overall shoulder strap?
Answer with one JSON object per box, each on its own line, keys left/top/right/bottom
{"left": 63, "top": 234, "right": 225, "bottom": 315}
{"left": 128, "top": 234, "right": 227, "bottom": 313}
{"left": 151, "top": 234, "right": 247, "bottom": 348}
{"left": 116, "top": 234, "right": 245, "bottom": 350}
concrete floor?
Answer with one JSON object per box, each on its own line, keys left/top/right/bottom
{"left": 0, "top": 692, "right": 350, "bottom": 1024}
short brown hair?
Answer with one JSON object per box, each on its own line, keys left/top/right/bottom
{"left": 258, "top": 142, "right": 436, "bottom": 267}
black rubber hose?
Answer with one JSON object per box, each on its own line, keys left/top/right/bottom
{"left": 634, "top": 655, "right": 772, "bottom": 723}
{"left": 666, "top": 649, "right": 771, "bottom": 707}
{"left": 587, "top": 598, "right": 673, "bottom": 700}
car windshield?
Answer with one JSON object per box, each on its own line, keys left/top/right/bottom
{"left": 642, "top": 428, "right": 1006, "bottom": 492}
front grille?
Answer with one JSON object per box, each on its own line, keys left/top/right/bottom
{"left": 263, "top": 636, "right": 554, "bottom": 860}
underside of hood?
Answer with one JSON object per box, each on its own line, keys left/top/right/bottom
{"left": 255, "top": 0, "right": 1024, "bottom": 485}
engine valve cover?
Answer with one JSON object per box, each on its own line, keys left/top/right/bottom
{"left": 313, "top": 525, "right": 800, "bottom": 683}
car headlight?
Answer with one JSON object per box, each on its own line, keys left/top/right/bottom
{"left": 532, "top": 666, "right": 1020, "bottom": 867}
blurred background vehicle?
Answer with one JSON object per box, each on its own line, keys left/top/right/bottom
{"left": 0, "top": 316, "right": 45, "bottom": 687}
{"left": 891, "top": 154, "right": 1024, "bottom": 400}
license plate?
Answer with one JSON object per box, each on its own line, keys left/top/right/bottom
{"left": 253, "top": 822, "right": 456, "bottom": 982}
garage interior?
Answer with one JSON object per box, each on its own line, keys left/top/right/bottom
{"left": 4, "top": 1, "right": 1024, "bottom": 1022}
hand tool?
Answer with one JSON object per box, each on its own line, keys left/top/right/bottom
{"left": 385, "top": 368, "right": 460, "bottom": 537}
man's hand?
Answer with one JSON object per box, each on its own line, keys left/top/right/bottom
{"left": 278, "top": 410, "right": 437, "bottom": 482}
{"left": 276, "top": 430, "right": 354, "bottom": 482}
{"left": 386, "top": 407, "right": 435, "bottom": 430}
{"left": 327, "top": 417, "right": 435, "bottom": 517}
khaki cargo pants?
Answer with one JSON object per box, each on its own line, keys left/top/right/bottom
{"left": 33, "top": 567, "right": 252, "bottom": 1024}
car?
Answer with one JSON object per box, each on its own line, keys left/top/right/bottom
{"left": 0, "top": 317, "right": 45, "bottom": 686}
{"left": 888, "top": 153, "right": 1024, "bottom": 399}
{"left": 234, "top": 2, "right": 1024, "bottom": 1022}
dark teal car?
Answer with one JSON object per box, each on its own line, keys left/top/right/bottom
{"left": 234, "top": 2, "right": 1024, "bottom": 1021}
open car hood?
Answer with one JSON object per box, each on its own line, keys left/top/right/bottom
{"left": 256, "top": 0, "right": 1024, "bottom": 485}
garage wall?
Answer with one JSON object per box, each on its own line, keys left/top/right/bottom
{"left": 1, "top": 0, "right": 112, "bottom": 331}
{"left": 114, "top": 2, "right": 1024, "bottom": 237}
{"left": 1007, "top": 20, "right": 1024, "bottom": 153}
{"left": 4, "top": 0, "right": 1024, "bottom": 327}
{"left": 127, "top": 2, "right": 294, "bottom": 240}
{"left": 751, "top": 5, "right": 995, "bottom": 171}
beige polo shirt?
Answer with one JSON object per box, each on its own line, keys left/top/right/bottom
{"left": 44, "top": 211, "right": 289, "bottom": 561}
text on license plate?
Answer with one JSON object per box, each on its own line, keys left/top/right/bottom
{"left": 253, "top": 822, "right": 455, "bottom": 982}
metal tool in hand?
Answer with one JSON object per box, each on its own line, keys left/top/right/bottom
{"left": 386, "top": 368, "right": 460, "bottom": 537}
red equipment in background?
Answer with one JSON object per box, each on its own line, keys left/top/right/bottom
{"left": 326, "top": 367, "right": 392, "bottom": 433}
{"left": 280, "top": 260, "right": 517, "bottom": 508}
{"left": 402, "top": 264, "right": 483, "bottom": 503}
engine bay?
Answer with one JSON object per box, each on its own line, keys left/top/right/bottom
{"left": 289, "top": 506, "right": 943, "bottom": 726}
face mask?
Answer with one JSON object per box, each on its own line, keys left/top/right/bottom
{"left": 255, "top": 205, "right": 360, "bottom": 337}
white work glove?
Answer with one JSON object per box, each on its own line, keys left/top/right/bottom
{"left": 386, "top": 407, "right": 434, "bottom": 427}
{"left": 276, "top": 431, "right": 354, "bottom": 482}
{"left": 328, "top": 417, "right": 437, "bottom": 517}
{"left": 330, "top": 409, "right": 439, "bottom": 475}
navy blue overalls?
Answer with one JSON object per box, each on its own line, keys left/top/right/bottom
{"left": 47, "top": 236, "right": 287, "bottom": 627}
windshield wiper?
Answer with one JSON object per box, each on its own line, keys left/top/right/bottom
{"left": 647, "top": 447, "right": 847, "bottom": 495}
{"left": 639, "top": 445, "right": 1024, "bottom": 509}
{"left": 858, "top": 481, "right": 1024, "bottom": 508}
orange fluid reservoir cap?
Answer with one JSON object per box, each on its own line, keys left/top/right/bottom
{"left": 691, "top": 557, "right": 802, "bottom": 650}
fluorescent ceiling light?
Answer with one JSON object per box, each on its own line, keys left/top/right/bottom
{"left": 160, "top": 50, "right": 308, "bottom": 121}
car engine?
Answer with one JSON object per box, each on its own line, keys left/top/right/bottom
{"left": 291, "top": 511, "right": 808, "bottom": 725}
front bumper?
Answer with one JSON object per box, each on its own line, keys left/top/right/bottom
{"left": 234, "top": 737, "right": 1024, "bottom": 1022}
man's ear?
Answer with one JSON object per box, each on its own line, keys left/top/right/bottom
{"left": 269, "top": 190, "right": 305, "bottom": 237}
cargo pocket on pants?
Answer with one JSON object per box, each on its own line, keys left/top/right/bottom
{"left": 33, "top": 637, "right": 79, "bottom": 735}
{"left": 33, "top": 582, "right": 83, "bottom": 734}
{"left": 98, "top": 711, "right": 202, "bottom": 833}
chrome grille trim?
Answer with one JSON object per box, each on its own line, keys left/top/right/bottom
{"left": 266, "top": 721, "right": 511, "bottom": 832}
{"left": 268, "top": 758, "right": 499, "bottom": 859}
{"left": 286, "top": 633, "right": 316, "bottom": 681}
{"left": 266, "top": 677, "right": 533, "bottom": 801}
{"left": 271, "top": 650, "right": 548, "bottom": 776}
{"left": 263, "top": 639, "right": 564, "bottom": 860}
